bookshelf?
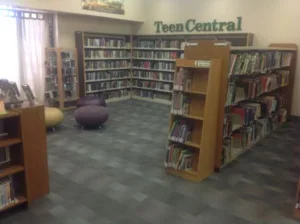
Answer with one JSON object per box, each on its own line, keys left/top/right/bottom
{"left": 75, "top": 32, "right": 132, "bottom": 103}
{"left": 131, "top": 33, "right": 253, "bottom": 105}
{"left": 132, "top": 36, "right": 184, "bottom": 105}
{"left": 75, "top": 32, "right": 253, "bottom": 105}
{"left": 203, "top": 44, "right": 298, "bottom": 170}
{"left": 45, "top": 48, "right": 79, "bottom": 110}
{"left": 0, "top": 105, "right": 49, "bottom": 213}
{"left": 165, "top": 58, "right": 222, "bottom": 182}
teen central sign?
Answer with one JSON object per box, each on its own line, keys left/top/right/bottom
{"left": 154, "top": 17, "right": 242, "bottom": 33}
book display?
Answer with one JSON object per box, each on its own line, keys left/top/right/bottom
{"left": 75, "top": 32, "right": 132, "bottom": 103}
{"left": 45, "top": 48, "right": 79, "bottom": 110}
{"left": 166, "top": 58, "right": 222, "bottom": 182}
{"left": 0, "top": 105, "right": 49, "bottom": 214}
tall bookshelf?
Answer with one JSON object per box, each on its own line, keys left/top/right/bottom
{"left": 45, "top": 48, "right": 79, "bottom": 110}
{"left": 132, "top": 36, "right": 185, "bottom": 105}
{"left": 165, "top": 57, "right": 223, "bottom": 182}
{"left": 0, "top": 105, "right": 49, "bottom": 213}
{"left": 75, "top": 32, "right": 253, "bottom": 104}
{"left": 75, "top": 32, "right": 132, "bottom": 103}
{"left": 131, "top": 33, "right": 253, "bottom": 105}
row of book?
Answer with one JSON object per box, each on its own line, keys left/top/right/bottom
{"left": 86, "top": 80, "right": 131, "bottom": 92}
{"left": 46, "top": 67, "right": 58, "bottom": 75}
{"left": 221, "top": 111, "right": 286, "bottom": 167}
{"left": 0, "top": 177, "right": 17, "bottom": 210}
{"left": 133, "top": 89, "right": 171, "bottom": 101}
{"left": 84, "top": 37, "right": 130, "bottom": 48}
{"left": 164, "top": 145, "right": 194, "bottom": 171}
{"left": 133, "top": 62, "right": 175, "bottom": 71}
{"left": 171, "top": 93, "right": 190, "bottom": 115}
{"left": 223, "top": 94, "right": 287, "bottom": 138}
{"left": 169, "top": 119, "right": 193, "bottom": 143}
{"left": 87, "top": 89, "right": 130, "bottom": 100}
{"left": 225, "top": 71, "right": 289, "bottom": 106}
{"left": 229, "top": 51, "right": 294, "bottom": 75}
{"left": 133, "top": 40, "right": 182, "bottom": 49}
{"left": 133, "top": 80, "right": 172, "bottom": 91}
{"left": 85, "top": 50, "right": 130, "bottom": 59}
{"left": 174, "top": 68, "right": 192, "bottom": 91}
{"left": 85, "top": 61, "right": 130, "bottom": 70}
{"left": 133, "top": 71, "right": 173, "bottom": 82}
{"left": 133, "top": 51, "right": 178, "bottom": 59}
{"left": 86, "top": 71, "right": 129, "bottom": 81}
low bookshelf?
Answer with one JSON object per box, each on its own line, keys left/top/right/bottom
{"left": 0, "top": 105, "right": 49, "bottom": 214}
{"left": 217, "top": 45, "right": 298, "bottom": 170}
{"left": 75, "top": 32, "right": 132, "bottom": 103}
{"left": 165, "top": 58, "right": 222, "bottom": 182}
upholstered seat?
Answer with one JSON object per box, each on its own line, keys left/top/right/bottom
{"left": 77, "top": 95, "right": 107, "bottom": 108}
{"left": 45, "top": 107, "right": 64, "bottom": 131}
{"left": 74, "top": 106, "right": 109, "bottom": 128}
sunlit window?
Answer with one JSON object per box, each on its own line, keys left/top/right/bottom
{"left": 0, "top": 8, "right": 19, "bottom": 84}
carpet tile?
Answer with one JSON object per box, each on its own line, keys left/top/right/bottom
{"left": 1, "top": 100, "right": 300, "bottom": 224}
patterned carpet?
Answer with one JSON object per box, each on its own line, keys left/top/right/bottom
{"left": 1, "top": 100, "right": 300, "bottom": 224}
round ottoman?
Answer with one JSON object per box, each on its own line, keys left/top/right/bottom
{"left": 45, "top": 107, "right": 64, "bottom": 131}
{"left": 77, "top": 95, "right": 107, "bottom": 108}
{"left": 74, "top": 106, "right": 109, "bottom": 128}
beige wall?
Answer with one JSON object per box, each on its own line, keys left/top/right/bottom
{"left": 0, "top": 0, "right": 144, "bottom": 22}
{"left": 57, "top": 14, "right": 133, "bottom": 48}
{"left": 3, "top": 0, "right": 300, "bottom": 115}
{"left": 138, "top": 0, "right": 300, "bottom": 116}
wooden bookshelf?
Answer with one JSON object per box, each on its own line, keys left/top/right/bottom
{"left": 0, "top": 106, "right": 49, "bottom": 214}
{"left": 75, "top": 32, "right": 132, "bottom": 103}
{"left": 165, "top": 58, "right": 222, "bottom": 182}
{"left": 0, "top": 165, "right": 24, "bottom": 179}
{"left": 45, "top": 48, "right": 79, "bottom": 110}
{"left": 206, "top": 44, "right": 298, "bottom": 170}
{"left": 74, "top": 32, "right": 253, "bottom": 105}
{"left": 131, "top": 33, "right": 252, "bottom": 105}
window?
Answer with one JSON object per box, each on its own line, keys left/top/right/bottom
{"left": 0, "top": 9, "right": 19, "bottom": 84}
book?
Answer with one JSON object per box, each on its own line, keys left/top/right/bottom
{"left": 0, "top": 177, "right": 16, "bottom": 209}
{"left": 169, "top": 119, "right": 193, "bottom": 143}
{"left": 165, "top": 145, "right": 194, "bottom": 171}
{"left": 225, "top": 72, "right": 289, "bottom": 106}
{"left": 229, "top": 51, "right": 294, "bottom": 76}
{"left": 171, "top": 93, "right": 190, "bottom": 115}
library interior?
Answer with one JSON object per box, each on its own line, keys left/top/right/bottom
{"left": 1, "top": 0, "right": 300, "bottom": 223}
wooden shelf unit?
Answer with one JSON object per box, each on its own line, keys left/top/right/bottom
{"left": 0, "top": 105, "right": 49, "bottom": 214}
{"left": 45, "top": 48, "right": 79, "bottom": 110}
{"left": 165, "top": 58, "right": 222, "bottom": 182}
{"left": 75, "top": 32, "right": 132, "bottom": 103}
{"left": 131, "top": 33, "right": 253, "bottom": 105}
{"left": 74, "top": 32, "right": 253, "bottom": 105}
{"left": 214, "top": 44, "right": 298, "bottom": 170}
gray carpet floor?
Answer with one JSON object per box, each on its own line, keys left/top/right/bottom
{"left": 1, "top": 100, "right": 300, "bottom": 224}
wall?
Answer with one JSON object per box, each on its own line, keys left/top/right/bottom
{"left": 57, "top": 14, "right": 132, "bottom": 48}
{"left": 0, "top": 0, "right": 144, "bottom": 22}
{"left": 138, "top": 0, "right": 300, "bottom": 116}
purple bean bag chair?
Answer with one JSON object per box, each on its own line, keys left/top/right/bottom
{"left": 74, "top": 106, "right": 109, "bottom": 128}
{"left": 77, "top": 95, "right": 107, "bottom": 108}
